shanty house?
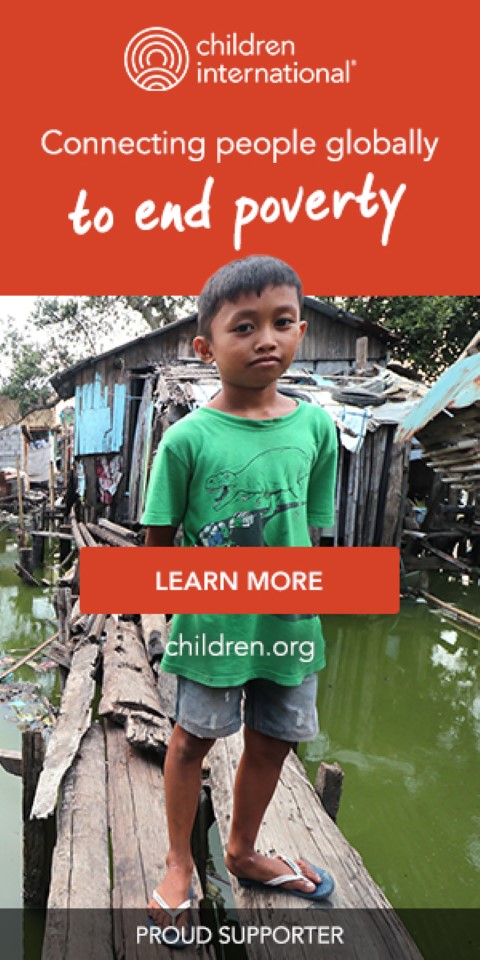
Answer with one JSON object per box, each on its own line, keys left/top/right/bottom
{"left": 52, "top": 299, "right": 412, "bottom": 542}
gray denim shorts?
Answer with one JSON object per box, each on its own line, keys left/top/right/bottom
{"left": 175, "top": 673, "right": 318, "bottom": 742}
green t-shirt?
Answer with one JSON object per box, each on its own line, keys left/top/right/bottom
{"left": 142, "top": 400, "right": 337, "bottom": 687}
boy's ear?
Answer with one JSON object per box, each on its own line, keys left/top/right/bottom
{"left": 193, "top": 335, "right": 214, "bottom": 364}
{"left": 298, "top": 319, "right": 307, "bottom": 343}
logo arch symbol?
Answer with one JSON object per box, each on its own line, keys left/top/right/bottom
{"left": 124, "top": 27, "right": 189, "bottom": 92}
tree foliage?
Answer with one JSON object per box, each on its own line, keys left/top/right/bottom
{"left": 1, "top": 330, "right": 58, "bottom": 415}
{"left": 0, "top": 295, "right": 195, "bottom": 413}
{"left": 326, "top": 296, "right": 480, "bottom": 378}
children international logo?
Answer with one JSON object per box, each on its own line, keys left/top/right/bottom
{"left": 124, "top": 27, "right": 190, "bottom": 91}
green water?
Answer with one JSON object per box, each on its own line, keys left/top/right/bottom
{"left": 1, "top": 528, "right": 479, "bottom": 948}
{"left": 303, "top": 576, "right": 480, "bottom": 912}
{"left": 0, "top": 528, "right": 60, "bottom": 910}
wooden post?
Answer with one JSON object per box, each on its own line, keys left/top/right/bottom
{"left": 59, "top": 524, "right": 71, "bottom": 564}
{"left": 31, "top": 532, "right": 45, "bottom": 570}
{"left": 355, "top": 336, "right": 369, "bottom": 374}
{"left": 18, "top": 546, "right": 33, "bottom": 577}
{"left": 23, "top": 729, "right": 53, "bottom": 907}
{"left": 16, "top": 455, "right": 25, "bottom": 540}
{"left": 315, "top": 761, "right": 344, "bottom": 822}
{"left": 48, "top": 460, "right": 55, "bottom": 533}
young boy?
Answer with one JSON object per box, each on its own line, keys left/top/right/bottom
{"left": 143, "top": 255, "right": 338, "bottom": 931}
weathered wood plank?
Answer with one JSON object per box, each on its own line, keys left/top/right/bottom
{"left": 31, "top": 640, "right": 100, "bottom": 820}
{"left": 87, "top": 522, "right": 137, "bottom": 548}
{"left": 208, "top": 734, "right": 421, "bottom": 959}
{"left": 105, "top": 721, "right": 208, "bottom": 960}
{"left": 156, "top": 669, "right": 177, "bottom": 721}
{"left": 98, "top": 517, "right": 139, "bottom": 541}
{"left": 125, "top": 711, "right": 172, "bottom": 755}
{"left": 99, "top": 619, "right": 165, "bottom": 723}
{"left": 140, "top": 613, "right": 167, "bottom": 662}
{"left": 42, "top": 724, "right": 113, "bottom": 960}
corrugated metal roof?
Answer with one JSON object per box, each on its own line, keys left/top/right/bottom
{"left": 395, "top": 353, "right": 480, "bottom": 442}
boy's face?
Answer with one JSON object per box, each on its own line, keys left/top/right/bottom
{"left": 194, "top": 285, "right": 306, "bottom": 388}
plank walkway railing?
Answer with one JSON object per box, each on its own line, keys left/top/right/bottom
{"left": 13, "top": 611, "right": 422, "bottom": 960}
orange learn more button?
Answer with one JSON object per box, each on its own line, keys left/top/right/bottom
{"left": 80, "top": 547, "right": 399, "bottom": 615}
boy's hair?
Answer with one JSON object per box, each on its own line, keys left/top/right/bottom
{"left": 197, "top": 255, "right": 303, "bottom": 339}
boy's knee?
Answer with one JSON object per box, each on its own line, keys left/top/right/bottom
{"left": 244, "top": 724, "right": 290, "bottom": 763}
{"left": 172, "top": 725, "right": 215, "bottom": 764}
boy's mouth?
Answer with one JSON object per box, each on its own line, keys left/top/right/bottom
{"left": 249, "top": 356, "right": 281, "bottom": 366}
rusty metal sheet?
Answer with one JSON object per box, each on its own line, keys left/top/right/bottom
{"left": 395, "top": 353, "right": 480, "bottom": 442}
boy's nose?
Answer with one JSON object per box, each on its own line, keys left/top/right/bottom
{"left": 254, "top": 329, "right": 278, "bottom": 352}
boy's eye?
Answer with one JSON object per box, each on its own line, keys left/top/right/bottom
{"left": 233, "top": 322, "right": 254, "bottom": 333}
{"left": 276, "top": 316, "right": 295, "bottom": 327}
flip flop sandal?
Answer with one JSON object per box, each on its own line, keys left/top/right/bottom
{"left": 148, "top": 887, "right": 194, "bottom": 950}
{"left": 237, "top": 853, "right": 335, "bottom": 901}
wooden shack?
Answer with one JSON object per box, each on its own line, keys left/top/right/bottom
{"left": 0, "top": 395, "right": 59, "bottom": 485}
{"left": 51, "top": 300, "right": 402, "bottom": 535}
{"left": 396, "top": 339, "right": 480, "bottom": 571}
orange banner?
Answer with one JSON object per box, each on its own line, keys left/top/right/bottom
{"left": 2, "top": 1, "right": 477, "bottom": 292}
{"left": 80, "top": 546, "right": 399, "bottom": 614}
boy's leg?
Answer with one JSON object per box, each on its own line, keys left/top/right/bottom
{"left": 225, "top": 725, "right": 318, "bottom": 893}
{"left": 148, "top": 723, "right": 214, "bottom": 921}
{"left": 226, "top": 675, "right": 320, "bottom": 893}
{"left": 149, "top": 678, "right": 243, "bottom": 922}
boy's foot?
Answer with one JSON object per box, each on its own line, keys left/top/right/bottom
{"left": 225, "top": 851, "right": 319, "bottom": 894}
{"left": 147, "top": 863, "right": 193, "bottom": 928}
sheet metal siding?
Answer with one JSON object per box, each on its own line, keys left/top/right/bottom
{"left": 75, "top": 375, "right": 127, "bottom": 456}
{"left": 396, "top": 353, "right": 480, "bottom": 442}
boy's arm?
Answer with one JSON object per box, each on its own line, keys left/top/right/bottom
{"left": 145, "top": 526, "right": 177, "bottom": 547}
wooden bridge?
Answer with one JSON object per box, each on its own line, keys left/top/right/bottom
{"left": 4, "top": 591, "right": 423, "bottom": 960}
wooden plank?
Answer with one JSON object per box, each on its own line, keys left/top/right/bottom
{"left": 364, "top": 428, "right": 387, "bottom": 546}
{"left": 78, "top": 521, "right": 97, "bottom": 547}
{"left": 87, "top": 522, "right": 137, "bottom": 548}
{"left": 422, "top": 542, "right": 476, "bottom": 574}
{"left": 140, "top": 613, "right": 167, "bottom": 662}
{"left": 70, "top": 514, "right": 87, "bottom": 551}
{"left": 381, "top": 440, "right": 404, "bottom": 546}
{"left": 98, "top": 517, "right": 139, "bottom": 540}
{"left": 208, "top": 734, "right": 421, "bottom": 959}
{"left": 99, "top": 619, "right": 166, "bottom": 722}
{"left": 31, "top": 640, "right": 100, "bottom": 820}
{"left": 29, "top": 530, "right": 74, "bottom": 541}
{"left": 42, "top": 724, "right": 113, "bottom": 960}
{"left": 105, "top": 721, "right": 208, "bottom": 960}
{"left": 395, "top": 443, "right": 412, "bottom": 547}
{"left": 156, "top": 669, "right": 178, "bottom": 721}
{"left": 125, "top": 711, "right": 172, "bottom": 755}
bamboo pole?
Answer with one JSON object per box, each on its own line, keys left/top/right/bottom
{"left": 0, "top": 632, "right": 59, "bottom": 683}
{"left": 0, "top": 610, "right": 81, "bottom": 683}
{"left": 420, "top": 590, "right": 480, "bottom": 633}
